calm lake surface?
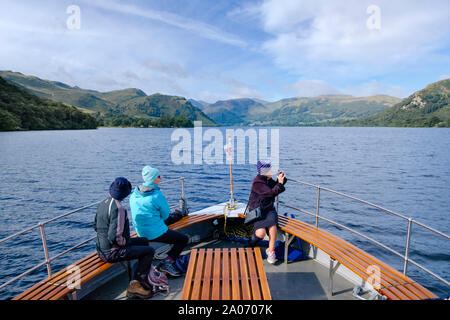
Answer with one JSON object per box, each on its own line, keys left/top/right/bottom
{"left": 0, "top": 127, "right": 449, "bottom": 299}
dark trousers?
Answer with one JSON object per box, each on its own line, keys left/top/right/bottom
{"left": 152, "top": 229, "right": 189, "bottom": 260}
{"left": 105, "top": 237, "right": 155, "bottom": 284}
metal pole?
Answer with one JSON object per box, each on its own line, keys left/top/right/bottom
{"left": 39, "top": 223, "right": 52, "bottom": 277}
{"left": 180, "top": 178, "right": 186, "bottom": 211}
{"left": 181, "top": 178, "right": 185, "bottom": 199}
{"left": 403, "top": 218, "right": 412, "bottom": 275}
{"left": 315, "top": 187, "right": 321, "bottom": 228}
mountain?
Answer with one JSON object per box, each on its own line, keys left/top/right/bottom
{"left": 201, "top": 98, "right": 269, "bottom": 125}
{"left": 0, "top": 71, "right": 216, "bottom": 126}
{"left": 113, "top": 93, "right": 216, "bottom": 126}
{"left": 0, "top": 76, "right": 98, "bottom": 131}
{"left": 188, "top": 99, "right": 210, "bottom": 110}
{"left": 342, "top": 79, "right": 450, "bottom": 127}
{"left": 201, "top": 95, "right": 401, "bottom": 126}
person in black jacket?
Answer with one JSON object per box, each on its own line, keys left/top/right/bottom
{"left": 247, "top": 161, "right": 287, "bottom": 264}
{"left": 94, "top": 177, "right": 165, "bottom": 299}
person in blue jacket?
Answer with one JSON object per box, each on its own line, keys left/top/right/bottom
{"left": 130, "top": 165, "right": 189, "bottom": 277}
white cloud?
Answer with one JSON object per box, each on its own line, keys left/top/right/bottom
{"left": 83, "top": 0, "right": 247, "bottom": 48}
{"left": 258, "top": 0, "right": 450, "bottom": 80}
{"left": 284, "top": 78, "right": 409, "bottom": 98}
{"left": 286, "top": 79, "right": 341, "bottom": 97}
{"left": 344, "top": 80, "right": 409, "bottom": 98}
{"left": 146, "top": 59, "right": 188, "bottom": 78}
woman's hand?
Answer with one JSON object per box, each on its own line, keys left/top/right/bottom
{"left": 277, "top": 171, "right": 286, "bottom": 184}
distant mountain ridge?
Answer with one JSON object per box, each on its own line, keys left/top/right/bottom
{"left": 199, "top": 95, "right": 401, "bottom": 126}
{"left": 0, "top": 71, "right": 215, "bottom": 126}
{"left": 3, "top": 70, "right": 447, "bottom": 128}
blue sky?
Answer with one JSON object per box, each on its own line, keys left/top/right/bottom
{"left": 0, "top": 0, "right": 449, "bottom": 102}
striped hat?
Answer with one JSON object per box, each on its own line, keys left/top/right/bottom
{"left": 257, "top": 161, "right": 272, "bottom": 176}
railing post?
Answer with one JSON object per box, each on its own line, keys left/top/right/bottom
{"left": 403, "top": 218, "right": 412, "bottom": 275}
{"left": 315, "top": 186, "right": 321, "bottom": 228}
{"left": 179, "top": 178, "right": 187, "bottom": 212}
{"left": 39, "top": 223, "right": 52, "bottom": 277}
{"left": 181, "top": 177, "right": 185, "bottom": 199}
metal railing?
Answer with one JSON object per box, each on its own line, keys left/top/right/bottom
{"left": 278, "top": 178, "right": 450, "bottom": 288}
{"left": 0, "top": 177, "right": 186, "bottom": 293}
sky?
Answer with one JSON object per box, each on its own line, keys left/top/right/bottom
{"left": 0, "top": 0, "right": 449, "bottom": 103}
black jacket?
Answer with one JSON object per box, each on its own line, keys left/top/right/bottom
{"left": 94, "top": 197, "right": 131, "bottom": 256}
{"left": 248, "top": 175, "right": 286, "bottom": 214}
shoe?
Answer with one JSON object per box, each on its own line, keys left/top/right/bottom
{"left": 266, "top": 248, "right": 277, "bottom": 264}
{"left": 148, "top": 266, "right": 169, "bottom": 287}
{"left": 126, "top": 280, "right": 153, "bottom": 299}
{"left": 158, "top": 259, "right": 181, "bottom": 277}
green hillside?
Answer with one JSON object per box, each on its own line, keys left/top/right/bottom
{"left": 202, "top": 98, "right": 268, "bottom": 125}
{"left": 115, "top": 93, "right": 216, "bottom": 126}
{"left": 0, "top": 71, "right": 215, "bottom": 126}
{"left": 0, "top": 76, "right": 98, "bottom": 131}
{"left": 342, "top": 79, "right": 450, "bottom": 127}
{"left": 202, "top": 95, "right": 401, "bottom": 126}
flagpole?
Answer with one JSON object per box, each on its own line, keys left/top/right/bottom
{"left": 225, "top": 135, "right": 235, "bottom": 208}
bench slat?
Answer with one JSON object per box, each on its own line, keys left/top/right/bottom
{"left": 181, "top": 249, "right": 198, "bottom": 300}
{"left": 238, "top": 248, "right": 251, "bottom": 300}
{"left": 230, "top": 248, "right": 240, "bottom": 300}
{"left": 201, "top": 249, "right": 214, "bottom": 300}
{"left": 221, "top": 248, "right": 230, "bottom": 300}
{"left": 211, "top": 249, "right": 222, "bottom": 300}
{"left": 191, "top": 248, "right": 205, "bottom": 300}
{"left": 254, "top": 247, "right": 271, "bottom": 300}
{"left": 245, "top": 247, "right": 262, "bottom": 300}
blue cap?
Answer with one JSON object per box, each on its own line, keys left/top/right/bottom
{"left": 109, "top": 177, "right": 132, "bottom": 201}
{"left": 142, "top": 165, "right": 160, "bottom": 183}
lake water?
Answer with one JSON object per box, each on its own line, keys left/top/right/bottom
{"left": 0, "top": 127, "right": 449, "bottom": 299}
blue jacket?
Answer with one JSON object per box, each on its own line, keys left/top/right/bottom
{"left": 129, "top": 182, "right": 170, "bottom": 240}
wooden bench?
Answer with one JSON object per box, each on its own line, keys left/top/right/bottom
{"left": 181, "top": 247, "right": 271, "bottom": 300}
{"left": 277, "top": 214, "right": 438, "bottom": 300}
{"left": 13, "top": 213, "right": 223, "bottom": 300}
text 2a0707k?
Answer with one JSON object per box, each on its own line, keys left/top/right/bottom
{"left": 222, "top": 304, "right": 272, "bottom": 315}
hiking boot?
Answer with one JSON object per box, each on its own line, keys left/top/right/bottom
{"left": 126, "top": 280, "right": 153, "bottom": 299}
{"left": 158, "top": 259, "right": 181, "bottom": 277}
{"left": 266, "top": 248, "right": 277, "bottom": 264}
